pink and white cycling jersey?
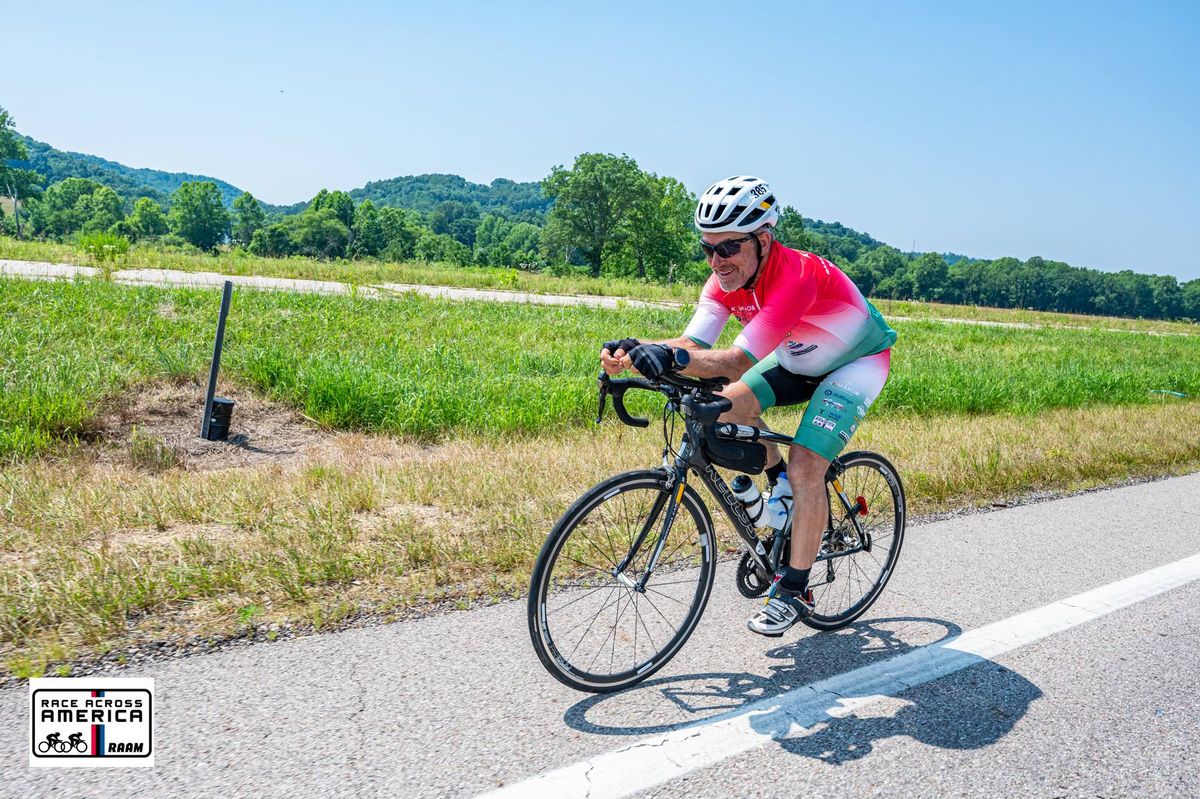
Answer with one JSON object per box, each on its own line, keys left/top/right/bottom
{"left": 683, "top": 242, "right": 896, "bottom": 376}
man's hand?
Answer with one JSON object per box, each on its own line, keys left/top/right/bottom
{"left": 600, "top": 337, "right": 640, "bottom": 376}
{"left": 628, "top": 343, "right": 676, "bottom": 379}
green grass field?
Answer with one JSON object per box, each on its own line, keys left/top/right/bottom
{"left": 3, "top": 277, "right": 1200, "bottom": 459}
{"left": 3, "top": 236, "right": 1199, "bottom": 336}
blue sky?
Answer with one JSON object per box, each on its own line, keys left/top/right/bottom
{"left": 7, "top": 1, "right": 1199, "bottom": 279}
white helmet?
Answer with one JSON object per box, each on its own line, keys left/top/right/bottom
{"left": 694, "top": 175, "right": 779, "bottom": 233}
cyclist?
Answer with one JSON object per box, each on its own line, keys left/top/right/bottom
{"left": 68, "top": 731, "right": 86, "bottom": 751}
{"left": 601, "top": 175, "right": 896, "bottom": 636}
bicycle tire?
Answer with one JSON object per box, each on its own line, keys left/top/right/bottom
{"left": 528, "top": 469, "right": 718, "bottom": 693}
{"left": 802, "top": 450, "right": 906, "bottom": 631}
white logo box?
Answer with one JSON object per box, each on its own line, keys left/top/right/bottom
{"left": 29, "top": 677, "right": 154, "bottom": 768}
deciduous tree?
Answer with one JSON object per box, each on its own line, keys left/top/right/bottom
{"left": 169, "top": 181, "right": 230, "bottom": 251}
{"left": 542, "top": 153, "right": 644, "bottom": 277}
{"left": 232, "top": 191, "right": 265, "bottom": 246}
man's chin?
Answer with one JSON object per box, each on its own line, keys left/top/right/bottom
{"left": 715, "top": 274, "right": 741, "bottom": 292}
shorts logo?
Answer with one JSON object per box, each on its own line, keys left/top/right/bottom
{"left": 30, "top": 678, "right": 154, "bottom": 767}
{"left": 838, "top": 431, "right": 851, "bottom": 443}
{"left": 823, "top": 399, "right": 845, "bottom": 412}
{"left": 812, "top": 416, "right": 836, "bottom": 431}
{"left": 856, "top": 405, "right": 867, "bottom": 418}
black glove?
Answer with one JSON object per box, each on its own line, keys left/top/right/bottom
{"left": 628, "top": 343, "right": 675, "bottom": 379}
{"left": 601, "top": 337, "right": 641, "bottom": 357}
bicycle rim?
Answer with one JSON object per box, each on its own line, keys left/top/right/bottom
{"left": 804, "top": 451, "right": 906, "bottom": 630}
{"left": 529, "top": 470, "right": 716, "bottom": 693}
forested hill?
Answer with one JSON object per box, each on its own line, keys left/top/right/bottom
{"left": 349, "top": 174, "right": 552, "bottom": 223}
{"left": 15, "top": 137, "right": 554, "bottom": 222}
{"left": 17, "top": 136, "right": 247, "bottom": 209}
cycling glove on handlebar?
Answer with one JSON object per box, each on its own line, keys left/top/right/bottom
{"left": 629, "top": 343, "right": 675, "bottom": 379}
{"left": 601, "top": 338, "right": 642, "bottom": 356}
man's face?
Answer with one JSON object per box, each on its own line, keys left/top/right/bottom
{"left": 701, "top": 230, "right": 767, "bottom": 292}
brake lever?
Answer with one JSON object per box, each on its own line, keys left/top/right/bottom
{"left": 596, "top": 374, "right": 610, "bottom": 424}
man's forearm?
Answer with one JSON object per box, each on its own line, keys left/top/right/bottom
{"left": 613, "top": 337, "right": 752, "bottom": 380}
{"left": 679, "top": 346, "right": 753, "bottom": 380}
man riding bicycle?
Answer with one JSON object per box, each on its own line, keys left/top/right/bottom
{"left": 601, "top": 175, "right": 896, "bottom": 636}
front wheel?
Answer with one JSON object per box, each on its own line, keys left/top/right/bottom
{"left": 802, "top": 451, "right": 906, "bottom": 631}
{"left": 528, "top": 469, "right": 718, "bottom": 693}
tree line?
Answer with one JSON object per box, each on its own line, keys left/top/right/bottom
{"left": 2, "top": 105, "right": 1198, "bottom": 322}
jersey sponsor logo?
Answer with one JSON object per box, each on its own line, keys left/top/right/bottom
{"left": 785, "top": 341, "right": 817, "bottom": 357}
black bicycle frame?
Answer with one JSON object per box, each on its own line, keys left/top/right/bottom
{"left": 606, "top": 381, "right": 871, "bottom": 590}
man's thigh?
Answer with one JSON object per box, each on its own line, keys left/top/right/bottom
{"left": 740, "top": 353, "right": 825, "bottom": 413}
{"left": 793, "top": 349, "right": 891, "bottom": 461}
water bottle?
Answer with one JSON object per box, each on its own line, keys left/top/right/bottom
{"left": 731, "top": 474, "right": 765, "bottom": 527}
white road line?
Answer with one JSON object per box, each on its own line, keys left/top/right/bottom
{"left": 479, "top": 552, "right": 1200, "bottom": 799}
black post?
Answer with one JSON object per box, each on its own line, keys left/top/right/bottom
{"left": 201, "top": 281, "right": 234, "bottom": 439}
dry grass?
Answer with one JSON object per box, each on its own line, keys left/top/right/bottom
{"left": 2, "top": 397, "right": 1199, "bottom": 677}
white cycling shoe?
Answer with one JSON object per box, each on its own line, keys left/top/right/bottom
{"left": 746, "top": 589, "right": 815, "bottom": 637}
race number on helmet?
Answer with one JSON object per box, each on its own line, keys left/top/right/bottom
{"left": 694, "top": 176, "right": 779, "bottom": 233}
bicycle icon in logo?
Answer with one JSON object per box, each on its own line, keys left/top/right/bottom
{"left": 36, "top": 732, "right": 87, "bottom": 754}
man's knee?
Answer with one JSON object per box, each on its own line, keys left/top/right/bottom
{"left": 717, "top": 381, "right": 763, "bottom": 424}
{"left": 786, "top": 445, "right": 829, "bottom": 484}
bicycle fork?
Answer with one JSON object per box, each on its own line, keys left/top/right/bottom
{"left": 611, "top": 465, "right": 689, "bottom": 593}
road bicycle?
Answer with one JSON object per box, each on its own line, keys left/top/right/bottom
{"left": 528, "top": 366, "right": 906, "bottom": 693}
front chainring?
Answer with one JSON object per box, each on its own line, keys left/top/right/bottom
{"left": 735, "top": 551, "right": 772, "bottom": 598}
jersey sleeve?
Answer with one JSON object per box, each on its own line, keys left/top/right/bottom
{"left": 731, "top": 262, "right": 817, "bottom": 362}
{"left": 682, "top": 278, "right": 729, "bottom": 348}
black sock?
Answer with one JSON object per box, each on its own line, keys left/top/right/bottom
{"left": 778, "top": 566, "right": 810, "bottom": 596}
{"left": 765, "top": 459, "right": 787, "bottom": 484}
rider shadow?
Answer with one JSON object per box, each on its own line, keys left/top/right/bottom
{"left": 563, "top": 616, "right": 1042, "bottom": 763}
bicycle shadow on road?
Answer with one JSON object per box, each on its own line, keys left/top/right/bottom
{"left": 562, "top": 615, "right": 1042, "bottom": 763}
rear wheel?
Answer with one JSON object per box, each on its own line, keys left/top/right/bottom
{"left": 803, "top": 451, "right": 906, "bottom": 630}
{"left": 528, "top": 469, "right": 717, "bottom": 693}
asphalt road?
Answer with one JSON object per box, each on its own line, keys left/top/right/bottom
{"left": 3, "top": 473, "right": 1199, "bottom": 798}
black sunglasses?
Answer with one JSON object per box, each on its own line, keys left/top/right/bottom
{"left": 699, "top": 233, "right": 755, "bottom": 259}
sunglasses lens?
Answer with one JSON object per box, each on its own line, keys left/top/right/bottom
{"left": 701, "top": 235, "right": 750, "bottom": 259}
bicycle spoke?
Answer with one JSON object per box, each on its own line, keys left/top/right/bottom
{"left": 645, "top": 586, "right": 692, "bottom": 606}
{"left": 546, "top": 583, "right": 614, "bottom": 616}
{"left": 565, "top": 585, "right": 621, "bottom": 661}
{"left": 638, "top": 590, "right": 681, "bottom": 637}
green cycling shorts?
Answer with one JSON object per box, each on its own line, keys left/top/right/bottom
{"left": 741, "top": 349, "right": 892, "bottom": 461}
